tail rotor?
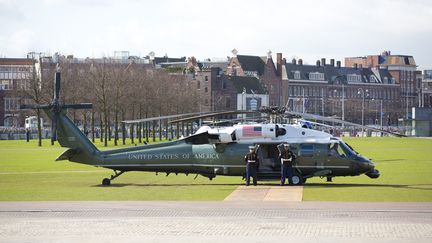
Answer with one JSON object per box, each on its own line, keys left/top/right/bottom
{"left": 20, "top": 70, "right": 93, "bottom": 143}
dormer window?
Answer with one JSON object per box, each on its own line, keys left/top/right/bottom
{"left": 383, "top": 77, "right": 388, "bottom": 84}
{"left": 370, "top": 75, "right": 378, "bottom": 83}
{"left": 347, "top": 74, "right": 362, "bottom": 82}
{"left": 231, "top": 65, "right": 237, "bottom": 76}
{"left": 293, "top": 71, "right": 301, "bottom": 80}
{"left": 309, "top": 72, "right": 324, "bottom": 81}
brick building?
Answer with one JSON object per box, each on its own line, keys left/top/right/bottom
{"left": 226, "top": 50, "right": 282, "bottom": 106}
{"left": 345, "top": 51, "right": 419, "bottom": 119}
{"left": 281, "top": 55, "right": 401, "bottom": 126}
{"left": 187, "top": 56, "right": 268, "bottom": 114}
{"left": 422, "top": 70, "right": 432, "bottom": 108}
{"left": 0, "top": 58, "right": 34, "bottom": 127}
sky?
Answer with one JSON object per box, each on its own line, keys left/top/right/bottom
{"left": 1, "top": 0, "right": 431, "bottom": 69}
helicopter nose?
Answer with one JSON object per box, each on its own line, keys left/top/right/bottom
{"left": 364, "top": 160, "right": 380, "bottom": 179}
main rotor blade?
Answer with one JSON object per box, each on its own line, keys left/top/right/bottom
{"left": 63, "top": 103, "right": 93, "bottom": 110}
{"left": 54, "top": 72, "right": 61, "bottom": 100}
{"left": 168, "top": 110, "right": 260, "bottom": 124}
{"left": 122, "top": 111, "right": 213, "bottom": 124}
{"left": 20, "top": 104, "right": 51, "bottom": 110}
{"left": 286, "top": 111, "right": 406, "bottom": 137}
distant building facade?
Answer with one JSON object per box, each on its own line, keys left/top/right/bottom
{"left": 282, "top": 55, "right": 401, "bottom": 126}
{"left": 422, "top": 70, "right": 432, "bottom": 108}
{"left": 0, "top": 58, "right": 34, "bottom": 127}
{"left": 226, "top": 50, "right": 282, "bottom": 106}
{"left": 345, "top": 51, "right": 419, "bottom": 119}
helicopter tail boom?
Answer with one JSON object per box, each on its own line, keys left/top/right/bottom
{"left": 49, "top": 110, "right": 100, "bottom": 164}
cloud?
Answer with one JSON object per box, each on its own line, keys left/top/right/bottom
{"left": 0, "top": 0, "right": 431, "bottom": 68}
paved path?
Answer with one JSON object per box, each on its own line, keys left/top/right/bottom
{"left": 224, "top": 185, "right": 303, "bottom": 202}
{"left": 1, "top": 201, "right": 431, "bottom": 243}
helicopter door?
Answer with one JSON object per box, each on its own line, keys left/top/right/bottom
{"left": 326, "top": 142, "right": 350, "bottom": 174}
{"left": 256, "top": 144, "right": 279, "bottom": 172}
{"left": 314, "top": 144, "right": 328, "bottom": 169}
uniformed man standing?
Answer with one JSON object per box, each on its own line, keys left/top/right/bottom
{"left": 279, "top": 143, "right": 296, "bottom": 186}
{"left": 244, "top": 146, "right": 259, "bottom": 186}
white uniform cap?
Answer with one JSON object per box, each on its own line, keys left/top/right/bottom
{"left": 248, "top": 146, "right": 255, "bottom": 150}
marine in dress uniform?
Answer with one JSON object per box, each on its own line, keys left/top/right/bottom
{"left": 244, "top": 146, "right": 259, "bottom": 186}
{"left": 279, "top": 143, "right": 296, "bottom": 186}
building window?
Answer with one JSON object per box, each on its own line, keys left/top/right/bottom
{"left": 222, "top": 79, "right": 227, "bottom": 89}
{"left": 347, "top": 74, "right": 362, "bottom": 82}
{"left": 204, "top": 87, "right": 208, "bottom": 93}
{"left": 205, "top": 99, "right": 208, "bottom": 104}
{"left": 383, "top": 77, "right": 388, "bottom": 84}
{"left": 225, "top": 97, "right": 231, "bottom": 108}
{"left": 4, "top": 97, "right": 20, "bottom": 111}
{"left": 293, "top": 71, "right": 300, "bottom": 80}
{"left": 231, "top": 65, "right": 237, "bottom": 76}
{"left": 309, "top": 72, "right": 324, "bottom": 81}
{"left": 1, "top": 80, "right": 11, "bottom": 90}
{"left": 205, "top": 76, "right": 208, "bottom": 81}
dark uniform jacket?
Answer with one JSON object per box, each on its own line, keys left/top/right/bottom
{"left": 244, "top": 152, "right": 259, "bottom": 168}
{"left": 279, "top": 150, "right": 296, "bottom": 166}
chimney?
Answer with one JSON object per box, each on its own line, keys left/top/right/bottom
{"left": 354, "top": 63, "right": 358, "bottom": 69}
{"left": 321, "top": 58, "right": 326, "bottom": 66}
{"left": 282, "top": 58, "right": 286, "bottom": 65}
{"left": 276, "top": 53, "right": 282, "bottom": 77}
{"left": 292, "top": 58, "right": 296, "bottom": 65}
{"left": 316, "top": 60, "right": 321, "bottom": 67}
{"left": 330, "top": 59, "right": 335, "bottom": 66}
{"left": 336, "top": 61, "right": 341, "bottom": 68}
{"left": 298, "top": 59, "right": 303, "bottom": 66}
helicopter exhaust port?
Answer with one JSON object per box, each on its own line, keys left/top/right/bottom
{"left": 365, "top": 169, "right": 380, "bottom": 179}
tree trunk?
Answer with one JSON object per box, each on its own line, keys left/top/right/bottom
{"left": 36, "top": 108, "right": 42, "bottom": 147}
{"left": 130, "top": 104, "right": 135, "bottom": 144}
{"left": 107, "top": 110, "right": 111, "bottom": 142}
{"left": 83, "top": 111, "right": 87, "bottom": 138}
{"left": 104, "top": 111, "right": 108, "bottom": 147}
{"left": 99, "top": 112, "right": 103, "bottom": 143}
{"left": 91, "top": 111, "right": 95, "bottom": 143}
{"left": 121, "top": 110, "right": 126, "bottom": 145}
{"left": 114, "top": 108, "right": 118, "bottom": 146}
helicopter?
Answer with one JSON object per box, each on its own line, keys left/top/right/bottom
{"left": 21, "top": 71, "right": 382, "bottom": 186}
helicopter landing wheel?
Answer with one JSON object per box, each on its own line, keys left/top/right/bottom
{"left": 102, "top": 178, "right": 111, "bottom": 186}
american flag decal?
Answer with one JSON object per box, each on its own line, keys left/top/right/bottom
{"left": 242, "top": 126, "right": 262, "bottom": 137}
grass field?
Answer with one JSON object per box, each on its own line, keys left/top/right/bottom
{"left": 0, "top": 137, "right": 431, "bottom": 201}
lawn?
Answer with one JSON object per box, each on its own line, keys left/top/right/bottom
{"left": 303, "top": 137, "right": 432, "bottom": 201}
{"left": 0, "top": 137, "right": 431, "bottom": 201}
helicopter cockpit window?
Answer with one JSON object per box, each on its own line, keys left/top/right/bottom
{"left": 339, "top": 141, "right": 355, "bottom": 157}
{"left": 328, "top": 143, "right": 343, "bottom": 157}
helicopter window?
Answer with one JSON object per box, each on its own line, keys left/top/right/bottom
{"left": 276, "top": 127, "right": 286, "bottom": 137}
{"left": 300, "top": 144, "right": 314, "bottom": 157}
{"left": 339, "top": 142, "right": 355, "bottom": 157}
{"left": 328, "top": 143, "right": 344, "bottom": 157}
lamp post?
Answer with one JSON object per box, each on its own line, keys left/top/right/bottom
{"left": 342, "top": 83, "right": 345, "bottom": 125}
{"left": 380, "top": 99, "right": 383, "bottom": 136}
{"left": 242, "top": 88, "right": 246, "bottom": 120}
{"left": 332, "top": 76, "right": 345, "bottom": 128}
{"left": 334, "top": 84, "right": 345, "bottom": 128}
{"left": 357, "top": 88, "right": 368, "bottom": 136}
